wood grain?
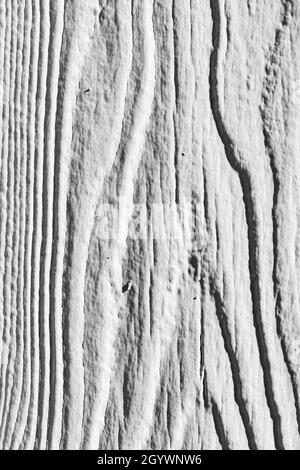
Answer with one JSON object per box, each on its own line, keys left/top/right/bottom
{"left": 0, "top": 0, "right": 300, "bottom": 450}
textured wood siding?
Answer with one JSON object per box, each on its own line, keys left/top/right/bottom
{"left": 0, "top": 0, "right": 300, "bottom": 450}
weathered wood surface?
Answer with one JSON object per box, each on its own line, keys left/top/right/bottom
{"left": 0, "top": 0, "right": 300, "bottom": 450}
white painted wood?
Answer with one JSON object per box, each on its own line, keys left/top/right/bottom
{"left": 0, "top": 0, "right": 300, "bottom": 450}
